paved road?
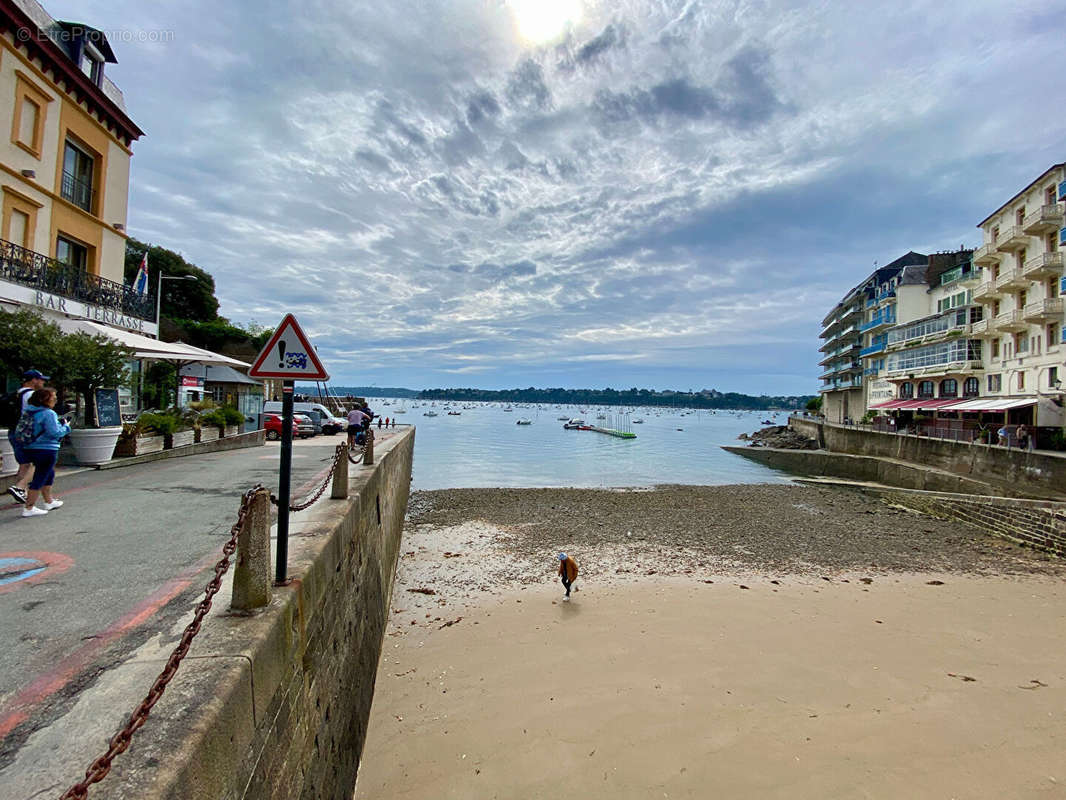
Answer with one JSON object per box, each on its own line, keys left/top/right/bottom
{"left": 0, "top": 435, "right": 346, "bottom": 758}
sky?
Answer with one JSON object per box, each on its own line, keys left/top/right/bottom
{"left": 44, "top": 0, "right": 1066, "bottom": 394}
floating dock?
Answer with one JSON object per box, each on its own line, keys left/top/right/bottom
{"left": 589, "top": 426, "right": 636, "bottom": 439}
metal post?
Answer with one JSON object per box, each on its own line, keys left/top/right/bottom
{"left": 275, "top": 380, "right": 294, "bottom": 584}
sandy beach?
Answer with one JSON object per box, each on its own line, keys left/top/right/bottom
{"left": 356, "top": 485, "right": 1065, "bottom": 799}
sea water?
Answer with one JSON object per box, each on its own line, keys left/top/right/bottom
{"left": 368, "top": 400, "right": 796, "bottom": 491}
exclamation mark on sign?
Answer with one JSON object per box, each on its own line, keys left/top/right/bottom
{"left": 277, "top": 340, "right": 286, "bottom": 367}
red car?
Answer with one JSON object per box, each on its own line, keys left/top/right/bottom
{"left": 263, "top": 412, "right": 315, "bottom": 440}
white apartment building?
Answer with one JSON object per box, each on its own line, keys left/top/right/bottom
{"left": 968, "top": 164, "right": 1065, "bottom": 427}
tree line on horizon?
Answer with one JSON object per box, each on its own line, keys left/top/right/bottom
{"left": 406, "top": 386, "right": 811, "bottom": 409}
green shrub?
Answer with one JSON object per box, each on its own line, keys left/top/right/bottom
{"left": 199, "top": 408, "right": 227, "bottom": 428}
{"left": 220, "top": 405, "right": 245, "bottom": 425}
{"left": 138, "top": 412, "right": 179, "bottom": 436}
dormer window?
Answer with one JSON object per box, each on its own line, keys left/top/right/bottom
{"left": 80, "top": 42, "right": 103, "bottom": 84}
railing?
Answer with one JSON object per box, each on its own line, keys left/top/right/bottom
{"left": 60, "top": 170, "right": 95, "bottom": 213}
{"left": 887, "top": 309, "right": 971, "bottom": 345}
{"left": 860, "top": 342, "right": 885, "bottom": 357}
{"left": 0, "top": 237, "right": 155, "bottom": 321}
{"left": 860, "top": 312, "right": 896, "bottom": 332}
{"left": 995, "top": 225, "right": 1028, "bottom": 251}
{"left": 1021, "top": 203, "right": 1064, "bottom": 234}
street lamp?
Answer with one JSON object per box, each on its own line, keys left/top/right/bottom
{"left": 156, "top": 272, "right": 198, "bottom": 329}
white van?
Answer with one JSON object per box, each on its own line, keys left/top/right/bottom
{"left": 262, "top": 401, "right": 348, "bottom": 434}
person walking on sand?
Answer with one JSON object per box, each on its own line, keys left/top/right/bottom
{"left": 558, "top": 552, "right": 578, "bottom": 600}
{"left": 19, "top": 387, "right": 69, "bottom": 517}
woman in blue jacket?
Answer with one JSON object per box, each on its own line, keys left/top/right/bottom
{"left": 21, "top": 387, "right": 70, "bottom": 517}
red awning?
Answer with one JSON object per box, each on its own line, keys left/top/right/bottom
{"left": 869, "top": 399, "right": 909, "bottom": 409}
{"left": 913, "top": 398, "right": 965, "bottom": 410}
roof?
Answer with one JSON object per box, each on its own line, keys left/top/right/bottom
{"left": 180, "top": 364, "right": 261, "bottom": 386}
{"left": 976, "top": 163, "right": 1066, "bottom": 228}
{"left": 2, "top": 0, "right": 143, "bottom": 144}
{"left": 896, "top": 264, "right": 929, "bottom": 287}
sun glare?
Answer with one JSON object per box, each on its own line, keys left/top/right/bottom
{"left": 510, "top": 0, "right": 581, "bottom": 44}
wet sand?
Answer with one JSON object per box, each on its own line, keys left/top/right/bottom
{"left": 356, "top": 485, "right": 1065, "bottom": 799}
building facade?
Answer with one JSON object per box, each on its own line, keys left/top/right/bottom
{"left": 0, "top": 0, "right": 148, "bottom": 337}
{"left": 970, "top": 164, "right": 1065, "bottom": 424}
{"left": 819, "top": 252, "right": 927, "bottom": 423}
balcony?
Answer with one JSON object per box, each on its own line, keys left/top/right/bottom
{"left": 973, "top": 280, "right": 1003, "bottom": 301}
{"left": 972, "top": 242, "right": 1000, "bottom": 266}
{"left": 860, "top": 312, "right": 896, "bottom": 333}
{"left": 995, "top": 225, "right": 1029, "bottom": 252}
{"left": 60, "top": 170, "right": 95, "bottom": 213}
{"left": 1022, "top": 297, "right": 1064, "bottom": 322}
{"left": 1022, "top": 203, "right": 1064, "bottom": 235}
{"left": 1022, "top": 251, "right": 1064, "bottom": 281}
{"left": 994, "top": 267, "right": 1029, "bottom": 291}
{"left": 970, "top": 318, "right": 993, "bottom": 337}
{"left": 0, "top": 238, "right": 154, "bottom": 322}
{"left": 993, "top": 309, "right": 1027, "bottom": 332}
{"left": 860, "top": 341, "right": 886, "bottom": 357}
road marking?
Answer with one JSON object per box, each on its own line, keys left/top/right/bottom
{"left": 0, "top": 551, "right": 73, "bottom": 594}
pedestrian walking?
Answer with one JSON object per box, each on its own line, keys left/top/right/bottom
{"left": 557, "top": 552, "right": 578, "bottom": 600}
{"left": 377, "top": 416, "right": 382, "bottom": 429}
{"left": 1016, "top": 424, "right": 1033, "bottom": 451}
{"left": 347, "top": 406, "right": 369, "bottom": 446}
{"left": 3, "top": 369, "right": 48, "bottom": 504}
{"left": 19, "top": 387, "right": 70, "bottom": 517}
{"left": 996, "top": 425, "right": 1009, "bottom": 447}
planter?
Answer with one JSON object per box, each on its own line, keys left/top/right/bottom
{"left": 223, "top": 424, "right": 239, "bottom": 438}
{"left": 165, "top": 430, "right": 196, "bottom": 449}
{"left": 196, "top": 426, "right": 220, "bottom": 444}
{"left": 114, "top": 434, "right": 165, "bottom": 457}
{"left": 69, "top": 426, "right": 122, "bottom": 466}
{"left": 0, "top": 428, "right": 16, "bottom": 475}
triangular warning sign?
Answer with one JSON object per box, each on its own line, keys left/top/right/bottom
{"left": 248, "top": 314, "right": 330, "bottom": 380}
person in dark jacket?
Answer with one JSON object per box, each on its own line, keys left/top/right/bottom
{"left": 558, "top": 552, "right": 579, "bottom": 600}
{"left": 20, "top": 387, "right": 70, "bottom": 517}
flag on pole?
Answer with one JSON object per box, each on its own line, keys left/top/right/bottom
{"left": 134, "top": 253, "right": 149, "bottom": 296}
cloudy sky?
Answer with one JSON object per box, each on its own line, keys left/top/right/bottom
{"left": 47, "top": 0, "right": 1066, "bottom": 394}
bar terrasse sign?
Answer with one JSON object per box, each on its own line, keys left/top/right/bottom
{"left": 1, "top": 280, "right": 157, "bottom": 334}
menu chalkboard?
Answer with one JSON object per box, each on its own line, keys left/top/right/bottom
{"left": 95, "top": 388, "right": 121, "bottom": 427}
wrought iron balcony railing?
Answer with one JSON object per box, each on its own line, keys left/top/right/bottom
{"left": 60, "top": 170, "right": 95, "bottom": 213}
{"left": 0, "top": 237, "right": 154, "bottom": 321}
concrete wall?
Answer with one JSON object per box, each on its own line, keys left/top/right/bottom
{"left": 105, "top": 428, "right": 415, "bottom": 800}
{"left": 786, "top": 416, "right": 1066, "bottom": 500}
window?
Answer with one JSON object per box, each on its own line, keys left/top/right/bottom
{"left": 990, "top": 339, "right": 1000, "bottom": 359}
{"left": 1048, "top": 186, "right": 1057, "bottom": 205}
{"left": 940, "top": 379, "right": 958, "bottom": 398}
{"left": 61, "top": 140, "right": 95, "bottom": 213}
{"left": 1015, "top": 333, "right": 1028, "bottom": 354}
{"left": 1049, "top": 232, "right": 1059, "bottom": 253}
{"left": 7, "top": 210, "right": 28, "bottom": 248}
{"left": 1016, "top": 207, "right": 1025, "bottom": 225}
{"left": 899, "top": 382, "right": 913, "bottom": 399}
{"left": 55, "top": 235, "right": 87, "bottom": 270}
{"left": 987, "top": 374, "right": 1002, "bottom": 392}
{"left": 918, "top": 381, "right": 935, "bottom": 398}
{"left": 1016, "top": 248, "right": 1026, "bottom": 268}
{"left": 10, "top": 73, "right": 51, "bottom": 158}
{"left": 1049, "top": 367, "right": 1059, "bottom": 389}
{"left": 1017, "top": 372, "right": 1026, "bottom": 391}
{"left": 1049, "top": 323, "right": 1060, "bottom": 349}
{"left": 992, "top": 226, "right": 999, "bottom": 243}
{"left": 1018, "top": 290, "right": 1027, "bottom": 309}
{"left": 963, "top": 377, "right": 979, "bottom": 397}
{"left": 992, "top": 299, "right": 1000, "bottom": 316}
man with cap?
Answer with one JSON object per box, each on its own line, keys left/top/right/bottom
{"left": 557, "top": 552, "right": 578, "bottom": 600}
{"left": 7, "top": 369, "right": 48, "bottom": 504}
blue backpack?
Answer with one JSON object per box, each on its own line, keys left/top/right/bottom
{"left": 13, "top": 408, "right": 43, "bottom": 446}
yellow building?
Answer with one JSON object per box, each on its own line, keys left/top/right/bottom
{"left": 0, "top": 0, "right": 148, "bottom": 334}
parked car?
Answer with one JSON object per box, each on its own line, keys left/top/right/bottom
{"left": 262, "top": 401, "right": 347, "bottom": 434}
{"left": 263, "top": 412, "right": 316, "bottom": 440}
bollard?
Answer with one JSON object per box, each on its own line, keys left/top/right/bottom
{"left": 331, "top": 443, "right": 349, "bottom": 498}
{"left": 232, "top": 487, "right": 272, "bottom": 610}
{"left": 363, "top": 427, "right": 374, "bottom": 465}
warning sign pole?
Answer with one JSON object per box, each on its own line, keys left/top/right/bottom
{"left": 275, "top": 380, "right": 295, "bottom": 585}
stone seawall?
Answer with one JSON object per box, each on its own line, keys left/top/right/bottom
{"left": 105, "top": 428, "right": 415, "bottom": 800}
{"left": 786, "top": 416, "right": 1066, "bottom": 500}
{"left": 722, "top": 446, "right": 995, "bottom": 495}
{"left": 857, "top": 486, "right": 1066, "bottom": 558}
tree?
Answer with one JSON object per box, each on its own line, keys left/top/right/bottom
{"left": 124, "top": 238, "right": 219, "bottom": 323}
{"left": 806, "top": 396, "right": 823, "bottom": 413}
{"left": 56, "top": 333, "right": 133, "bottom": 426}
{"left": 0, "top": 309, "right": 64, "bottom": 380}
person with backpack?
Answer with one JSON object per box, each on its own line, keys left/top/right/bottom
{"left": 18, "top": 386, "right": 69, "bottom": 517}
{"left": 4, "top": 369, "right": 48, "bottom": 504}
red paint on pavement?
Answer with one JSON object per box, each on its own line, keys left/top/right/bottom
{"left": 0, "top": 551, "right": 73, "bottom": 594}
{"left": 0, "top": 547, "right": 223, "bottom": 742}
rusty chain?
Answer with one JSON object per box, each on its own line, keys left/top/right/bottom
{"left": 58, "top": 485, "right": 264, "bottom": 800}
